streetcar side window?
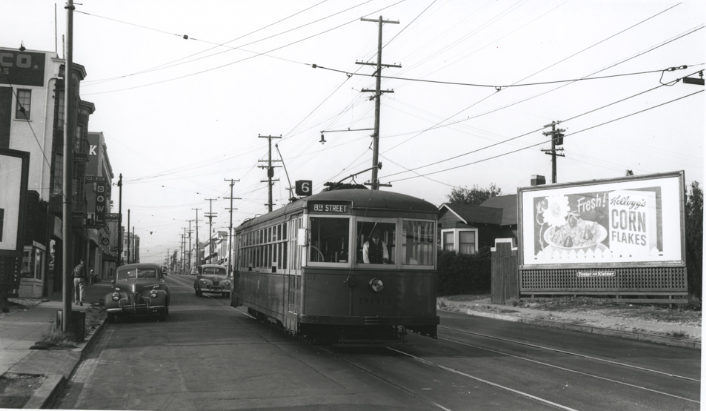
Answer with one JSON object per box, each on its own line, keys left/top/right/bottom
{"left": 309, "top": 217, "right": 350, "bottom": 263}
{"left": 356, "top": 221, "right": 396, "bottom": 265}
{"left": 401, "top": 220, "right": 435, "bottom": 266}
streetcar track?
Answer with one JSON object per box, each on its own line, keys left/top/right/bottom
{"left": 440, "top": 325, "right": 698, "bottom": 382}
{"left": 435, "top": 335, "right": 699, "bottom": 404}
{"left": 385, "top": 346, "right": 578, "bottom": 411}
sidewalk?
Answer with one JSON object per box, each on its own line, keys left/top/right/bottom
{"left": 0, "top": 281, "right": 112, "bottom": 409}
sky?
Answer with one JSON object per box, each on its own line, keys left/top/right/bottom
{"left": 2, "top": 0, "right": 704, "bottom": 264}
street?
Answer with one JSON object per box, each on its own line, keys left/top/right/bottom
{"left": 53, "top": 274, "right": 700, "bottom": 410}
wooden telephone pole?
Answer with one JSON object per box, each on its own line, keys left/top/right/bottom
{"left": 224, "top": 179, "right": 240, "bottom": 275}
{"left": 358, "top": 16, "right": 400, "bottom": 190}
{"left": 542, "top": 121, "right": 565, "bottom": 184}
{"left": 258, "top": 135, "right": 281, "bottom": 212}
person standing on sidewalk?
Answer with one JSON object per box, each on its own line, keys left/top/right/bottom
{"left": 73, "top": 260, "right": 86, "bottom": 306}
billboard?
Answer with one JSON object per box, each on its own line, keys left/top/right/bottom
{"left": 0, "top": 149, "right": 29, "bottom": 256}
{"left": 519, "top": 171, "right": 685, "bottom": 267}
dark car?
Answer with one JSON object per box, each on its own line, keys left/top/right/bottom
{"left": 193, "top": 264, "right": 231, "bottom": 297}
{"left": 105, "top": 263, "right": 170, "bottom": 322}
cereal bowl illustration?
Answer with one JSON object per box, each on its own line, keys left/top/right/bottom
{"left": 543, "top": 212, "right": 607, "bottom": 251}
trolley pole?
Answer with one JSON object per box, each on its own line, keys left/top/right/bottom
{"left": 224, "top": 179, "right": 240, "bottom": 275}
{"left": 359, "top": 16, "right": 400, "bottom": 190}
{"left": 542, "top": 121, "right": 566, "bottom": 184}
{"left": 258, "top": 135, "right": 281, "bottom": 212}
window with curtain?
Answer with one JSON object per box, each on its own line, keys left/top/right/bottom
{"left": 459, "top": 231, "right": 476, "bottom": 254}
{"left": 443, "top": 231, "right": 454, "bottom": 252}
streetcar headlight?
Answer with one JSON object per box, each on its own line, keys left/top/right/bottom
{"left": 368, "top": 278, "right": 384, "bottom": 293}
{"left": 111, "top": 292, "right": 120, "bottom": 301}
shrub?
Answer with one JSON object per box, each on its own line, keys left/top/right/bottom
{"left": 437, "top": 246, "right": 492, "bottom": 296}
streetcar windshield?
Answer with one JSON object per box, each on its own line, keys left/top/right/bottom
{"left": 356, "top": 221, "right": 396, "bottom": 265}
{"left": 401, "top": 220, "right": 434, "bottom": 266}
{"left": 309, "top": 217, "right": 350, "bottom": 263}
{"left": 202, "top": 266, "right": 226, "bottom": 275}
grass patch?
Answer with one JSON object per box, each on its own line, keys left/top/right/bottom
{"left": 31, "top": 304, "right": 106, "bottom": 350}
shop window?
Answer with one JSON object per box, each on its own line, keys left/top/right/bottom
{"left": 356, "top": 221, "right": 395, "bottom": 265}
{"left": 310, "top": 217, "right": 350, "bottom": 263}
{"left": 21, "top": 245, "right": 45, "bottom": 280}
{"left": 402, "top": 220, "right": 434, "bottom": 265}
{"left": 16, "top": 89, "right": 31, "bottom": 120}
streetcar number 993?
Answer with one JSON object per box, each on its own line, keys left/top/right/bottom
{"left": 359, "top": 297, "right": 392, "bottom": 305}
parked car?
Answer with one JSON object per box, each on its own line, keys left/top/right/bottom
{"left": 193, "top": 264, "right": 231, "bottom": 298}
{"left": 190, "top": 267, "right": 199, "bottom": 275}
{"left": 105, "top": 263, "right": 170, "bottom": 323}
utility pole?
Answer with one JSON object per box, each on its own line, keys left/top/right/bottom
{"left": 359, "top": 16, "right": 400, "bottom": 190}
{"left": 61, "top": 0, "right": 76, "bottom": 332}
{"left": 204, "top": 198, "right": 218, "bottom": 262}
{"left": 542, "top": 121, "right": 565, "bottom": 184}
{"left": 117, "top": 174, "right": 122, "bottom": 268}
{"left": 258, "top": 134, "right": 282, "bottom": 212}
{"left": 192, "top": 208, "right": 201, "bottom": 266}
{"left": 186, "top": 220, "right": 194, "bottom": 272}
{"left": 224, "top": 179, "right": 240, "bottom": 274}
{"left": 180, "top": 232, "right": 185, "bottom": 273}
{"left": 127, "top": 209, "right": 130, "bottom": 264}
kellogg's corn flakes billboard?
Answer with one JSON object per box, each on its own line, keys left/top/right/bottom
{"left": 519, "top": 171, "right": 685, "bottom": 267}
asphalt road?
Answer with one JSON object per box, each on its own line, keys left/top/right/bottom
{"left": 53, "top": 274, "right": 700, "bottom": 410}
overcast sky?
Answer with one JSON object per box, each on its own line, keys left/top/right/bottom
{"left": 2, "top": 0, "right": 704, "bottom": 263}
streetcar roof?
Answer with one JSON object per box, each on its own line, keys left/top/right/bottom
{"left": 237, "top": 189, "right": 438, "bottom": 231}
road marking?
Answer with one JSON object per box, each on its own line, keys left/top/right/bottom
{"left": 387, "top": 347, "right": 579, "bottom": 411}
{"left": 440, "top": 325, "right": 699, "bottom": 382}
{"left": 437, "top": 336, "right": 699, "bottom": 404}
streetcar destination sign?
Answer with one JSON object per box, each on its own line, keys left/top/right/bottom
{"left": 308, "top": 202, "right": 352, "bottom": 214}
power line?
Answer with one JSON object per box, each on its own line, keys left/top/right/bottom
{"left": 388, "top": 90, "right": 704, "bottom": 183}
{"left": 382, "top": 68, "right": 704, "bottom": 179}
{"left": 81, "top": 0, "right": 407, "bottom": 96}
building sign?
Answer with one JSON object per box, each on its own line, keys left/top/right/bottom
{"left": 308, "top": 202, "right": 352, "bottom": 214}
{"left": 95, "top": 182, "right": 107, "bottom": 225}
{"left": 0, "top": 149, "right": 29, "bottom": 256}
{"left": 106, "top": 213, "right": 119, "bottom": 221}
{"left": 519, "top": 171, "right": 684, "bottom": 266}
{"left": 0, "top": 50, "right": 46, "bottom": 87}
{"left": 86, "top": 133, "right": 101, "bottom": 176}
{"left": 85, "top": 175, "right": 107, "bottom": 183}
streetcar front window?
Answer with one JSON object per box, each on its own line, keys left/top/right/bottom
{"left": 356, "top": 222, "right": 396, "bottom": 265}
{"left": 309, "top": 217, "right": 350, "bottom": 263}
{"left": 401, "top": 220, "right": 435, "bottom": 266}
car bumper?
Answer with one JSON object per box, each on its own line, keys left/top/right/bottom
{"left": 107, "top": 304, "right": 167, "bottom": 315}
{"left": 200, "top": 287, "right": 229, "bottom": 293}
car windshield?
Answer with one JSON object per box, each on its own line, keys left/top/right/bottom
{"left": 202, "top": 267, "right": 226, "bottom": 275}
{"left": 116, "top": 268, "right": 158, "bottom": 281}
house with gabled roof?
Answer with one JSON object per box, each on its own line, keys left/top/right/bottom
{"left": 438, "top": 194, "right": 518, "bottom": 254}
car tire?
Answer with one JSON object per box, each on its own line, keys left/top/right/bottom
{"left": 159, "top": 307, "right": 168, "bottom": 322}
{"left": 195, "top": 288, "right": 202, "bottom": 297}
{"left": 107, "top": 313, "right": 116, "bottom": 323}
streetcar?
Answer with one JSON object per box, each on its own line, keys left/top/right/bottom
{"left": 230, "top": 187, "right": 439, "bottom": 344}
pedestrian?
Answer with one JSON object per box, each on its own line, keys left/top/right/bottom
{"left": 89, "top": 268, "right": 95, "bottom": 285}
{"left": 73, "top": 260, "right": 86, "bottom": 306}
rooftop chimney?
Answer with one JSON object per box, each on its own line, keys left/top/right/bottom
{"left": 531, "top": 175, "right": 546, "bottom": 186}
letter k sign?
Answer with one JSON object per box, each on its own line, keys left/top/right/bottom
{"left": 89, "top": 145, "right": 97, "bottom": 155}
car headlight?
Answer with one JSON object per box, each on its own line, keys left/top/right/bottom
{"left": 199, "top": 279, "right": 208, "bottom": 284}
{"left": 369, "top": 278, "right": 384, "bottom": 293}
{"left": 223, "top": 281, "right": 230, "bottom": 286}
{"left": 149, "top": 291, "right": 158, "bottom": 298}
{"left": 111, "top": 292, "right": 120, "bottom": 301}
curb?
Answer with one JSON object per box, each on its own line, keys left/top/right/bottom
{"left": 23, "top": 316, "right": 108, "bottom": 409}
{"left": 459, "top": 309, "right": 701, "bottom": 350}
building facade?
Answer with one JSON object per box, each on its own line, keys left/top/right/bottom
{"left": 0, "top": 46, "right": 95, "bottom": 297}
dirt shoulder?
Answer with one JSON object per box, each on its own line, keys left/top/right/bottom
{"left": 438, "top": 294, "right": 702, "bottom": 342}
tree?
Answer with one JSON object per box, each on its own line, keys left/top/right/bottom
{"left": 685, "top": 181, "right": 703, "bottom": 299}
{"left": 446, "top": 183, "right": 502, "bottom": 206}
